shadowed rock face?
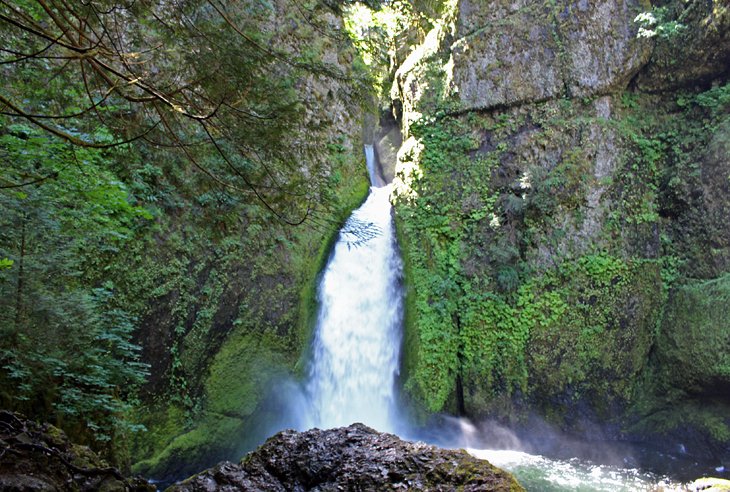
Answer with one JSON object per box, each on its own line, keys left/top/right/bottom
{"left": 167, "top": 424, "right": 524, "bottom": 491}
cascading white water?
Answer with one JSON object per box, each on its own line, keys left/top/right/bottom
{"left": 305, "top": 144, "right": 403, "bottom": 433}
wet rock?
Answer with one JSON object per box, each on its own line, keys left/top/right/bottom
{"left": 0, "top": 410, "right": 154, "bottom": 492}
{"left": 375, "top": 116, "right": 402, "bottom": 184}
{"left": 167, "top": 423, "right": 524, "bottom": 491}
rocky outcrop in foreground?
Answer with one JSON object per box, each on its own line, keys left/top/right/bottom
{"left": 0, "top": 410, "right": 153, "bottom": 491}
{"left": 167, "top": 423, "right": 524, "bottom": 491}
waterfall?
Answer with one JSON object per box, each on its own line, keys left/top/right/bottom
{"left": 286, "top": 145, "right": 688, "bottom": 491}
{"left": 305, "top": 145, "right": 404, "bottom": 433}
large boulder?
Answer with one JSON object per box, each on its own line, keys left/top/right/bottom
{"left": 167, "top": 423, "right": 524, "bottom": 491}
{"left": 628, "top": 275, "right": 730, "bottom": 464}
{"left": 655, "top": 275, "right": 730, "bottom": 398}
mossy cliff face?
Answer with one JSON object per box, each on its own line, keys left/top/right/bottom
{"left": 390, "top": 0, "right": 730, "bottom": 461}
{"left": 126, "top": 2, "right": 371, "bottom": 482}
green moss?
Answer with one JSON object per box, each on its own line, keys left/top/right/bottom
{"left": 393, "top": 113, "right": 490, "bottom": 413}
{"left": 525, "top": 258, "right": 663, "bottom": 419}
{"left": 131, "top": 328, "right": 291, "bottom": 480}
{"left": 631, "top": 275, "right": 730, "bottom": 443}
{"left": 632, "top": 399, "right": 730, "bottom": 445}
{"left": 394, "top": 211, "right": 433, "bottom": 423}
{"left": 655, "top": 274, "right": 730, "bottom": 391}
{"left": 205, "top": 331, "right": 285, "bottom": 416}
{"left": 132, "top": 412, "right": 243, "bottom": 479}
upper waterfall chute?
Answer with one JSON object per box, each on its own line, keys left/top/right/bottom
{"left": 364, "top": 144, "right": 386, "bottom": 187}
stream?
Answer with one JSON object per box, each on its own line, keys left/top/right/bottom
{"left": 299, "top": 145, "right": 701, "bottom": 491}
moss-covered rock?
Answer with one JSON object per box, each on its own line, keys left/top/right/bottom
{"left": 688, "top": 478, "right": 730, "bottom": 491}
{"left": 631, "top": 275, "right": 730, "bottom": 464}
{"left": 0, "top": 411, "right": 154, "bottom": 491}
{"left": 525, "top": 258, "right": 663, "bottom": 425}
{"left": 698, "top": 118, "right": 730, "bottom": 275}
{"left": 655, "top": 275, "right": 730, "bottom": 396}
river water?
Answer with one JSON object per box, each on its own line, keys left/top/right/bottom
{"left": 301, "top": 145, "right": 696, "bottom": 491}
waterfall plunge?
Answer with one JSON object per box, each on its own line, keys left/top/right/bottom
{"left": 305, "top": 145, "right": 404, "bottom": 433}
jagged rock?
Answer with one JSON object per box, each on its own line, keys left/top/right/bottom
{"left": 0, "top": 410, "right": 154, "bottom": 492}
{"left": 167, "top": 423, "right": 524, "bottom": 491}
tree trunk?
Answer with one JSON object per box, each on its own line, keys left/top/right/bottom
{"left": 14, "top": 216, "right": 26, "bottom": 336}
